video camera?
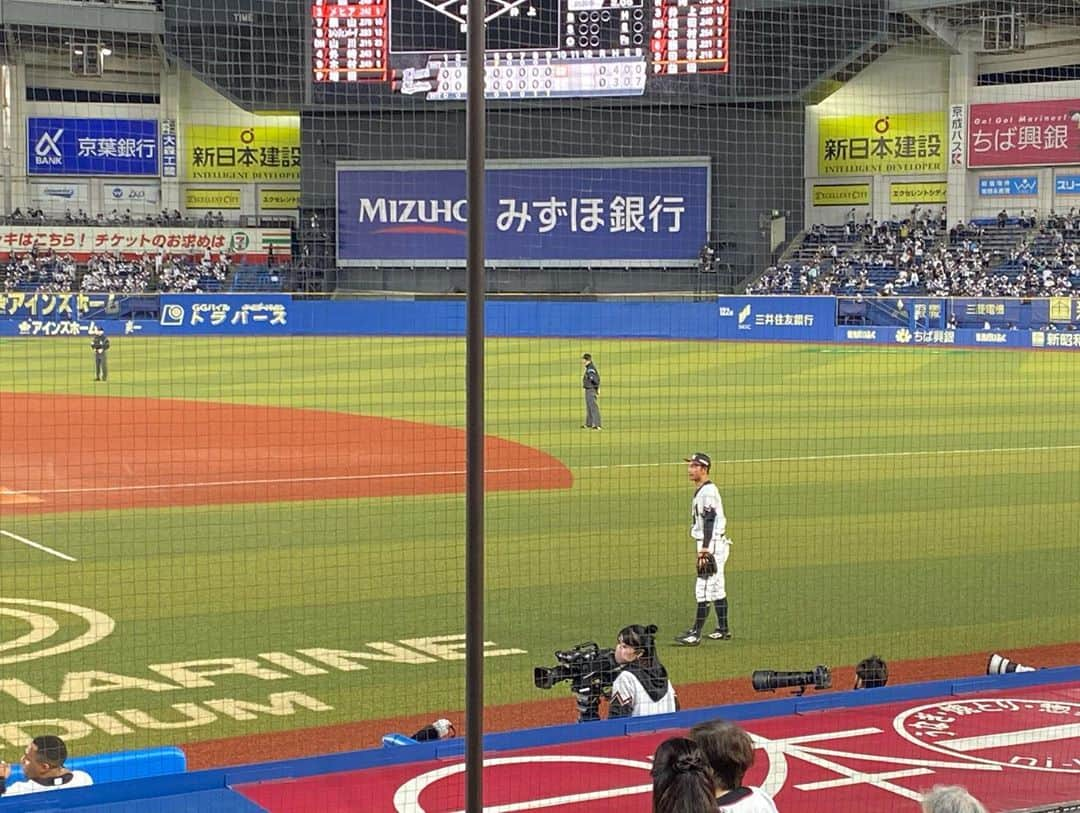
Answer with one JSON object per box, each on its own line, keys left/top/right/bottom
{"left": 751, "top": 665, "right": 832, "bottom": 696}
{"left": 534, "top": 642, "right": 622, "bottom": 722}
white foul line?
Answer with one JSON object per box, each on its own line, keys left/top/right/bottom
{"left": 3, "top": 441, "right": 1080, "bottom": 498}
{"left": 939, "top": 722, "right": 1080, "bottom": 753}
{"left": 0, "top": 530, "right": 77, "bottom": 562}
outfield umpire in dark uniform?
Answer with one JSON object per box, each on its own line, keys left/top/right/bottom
{"left": 91, "top": 329, "right": 110, "bottom": 382}
{"left": 582, "top": 353, "right": 602, "bottom": 430}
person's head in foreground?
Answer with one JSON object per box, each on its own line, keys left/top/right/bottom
{"left": 651, "top": 736, "right": 715, "bottom": 813}
{"left": 921, "top": 785, "right": 988, "bottom": 813}
{"left": 689, "top": 719, "right": 755, "bottom": 792}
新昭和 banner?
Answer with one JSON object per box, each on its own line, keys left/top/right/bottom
{"left": 335, "top": 160, "right": 710, "bottom": 266}
{"left": 968, "top": 99, "right": 1080, "bottom": 167}
{"left": 27, "top": 118, "right": 158, "bottom": 176}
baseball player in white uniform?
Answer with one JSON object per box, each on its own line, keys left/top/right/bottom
{"left": 676, "top": 452, "right": 732, "bottom": 646}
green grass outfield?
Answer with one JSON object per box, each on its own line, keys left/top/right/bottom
{"left": 1, "top": 336, "right": 1078, "bottom": 754}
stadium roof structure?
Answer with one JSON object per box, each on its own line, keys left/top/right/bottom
{"left": 1, "top": 0, "right": 1075, "bottom": 110}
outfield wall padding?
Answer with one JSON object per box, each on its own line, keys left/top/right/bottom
{"left": 3, "top": 294, "right": 1080, "bottom": 348}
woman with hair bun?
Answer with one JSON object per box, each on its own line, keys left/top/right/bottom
{"left": 651, "top": 737, "right": 716, "bottom": 813}
{"left": 608, "top": 624, "right": 678, "bottom": 718}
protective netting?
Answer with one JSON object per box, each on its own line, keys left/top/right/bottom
{"left": 0, "top": 1, "right": 1077, "bottom": 811}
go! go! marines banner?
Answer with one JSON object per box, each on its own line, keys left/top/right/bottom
{"left": 968, "top": 99, "right": 1080, "bottom": 167}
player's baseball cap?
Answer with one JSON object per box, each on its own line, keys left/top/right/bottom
{"left": 684, "top": 452, "right": 711, "bottom": 469}
{"left": 582, "top": 353, "right": 591, "bottom": 360}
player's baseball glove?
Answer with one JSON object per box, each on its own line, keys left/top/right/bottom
{"left": 697, "top": 552, "right": 718, "bottom": 577}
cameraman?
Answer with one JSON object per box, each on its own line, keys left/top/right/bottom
{"left": 854, "top": 655, "right": 888, "bottom": 689}
{"left": 603, "top": 624, "right": 677, "bottom": 719}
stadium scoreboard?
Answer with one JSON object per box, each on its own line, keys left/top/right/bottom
{"left": 311, "top": 0, "right": 729, "bottom": 100}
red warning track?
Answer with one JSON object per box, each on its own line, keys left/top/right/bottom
{"left": 0, "top": 392, "right": 572, "bottom": 515}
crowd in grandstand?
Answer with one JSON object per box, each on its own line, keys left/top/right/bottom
{"left": 80, "top": 253, "right": 231, "bottom": 293}
{"left": 1, "top": 250, "right": 234, "bottom": 293}
{"left": 6, "top": 207, "right": 234, "bottom": 227}
{"left": 1, "top": 252, "right": 77, "bottom": 292}
{"left": 750, "top": 207, "right": 1080, "bottom": 298}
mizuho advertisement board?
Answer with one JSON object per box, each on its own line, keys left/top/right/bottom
{"left": 335, "top": 160, "right": 710, "bottom": 266}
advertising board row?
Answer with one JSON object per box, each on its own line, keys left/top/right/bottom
{"left": 335, "top": 161, "right": 710, "bottom": 266}
{"left": 184, "top": 189, "right": 301, "bottom": 210}
{"left": 26, "top": 119, "right": 301, "bottom": 182}
{"left": 6, "top": 296, "right": 1080, "bottom": 349}
{"left": 818, "top": 98, "right": 1080, "bottom": 175}
{"left": 0, "top": 227, "right": 291, "bottom": 260}
{"left": 814, "top": 173, "right": 1080, "bottom": 204}
{"left": 812, "top": 181, "right": 947, "bottom": 207}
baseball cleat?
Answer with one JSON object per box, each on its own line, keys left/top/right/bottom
{"left": 675, "top": 630, "right": 701, "bottom": 646}
{"left": 707, "top": 630, "right": 732, "bottom": 640}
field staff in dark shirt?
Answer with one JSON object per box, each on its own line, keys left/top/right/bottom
{"left": 91, "top": 329, "right": 110, "bottom": 382}
{"left": 581, "top": 353, "right": 602, "bottom": 430}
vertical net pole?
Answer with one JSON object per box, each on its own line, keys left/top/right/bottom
{"left": 465, "top": 0, "right": 486, "bottom": 807}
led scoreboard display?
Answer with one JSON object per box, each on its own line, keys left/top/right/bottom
{"left": 311, "top": 0, "right": 729, "bottom": 99}
{"left": 312, "top": 0, "right": 389, "bottom": 82}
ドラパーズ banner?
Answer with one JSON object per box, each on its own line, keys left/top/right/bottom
{"left": 968, "top": 99, "right": 1080, "bottom": 167}
{"left": 335, "top": 160, "right": 710, "bottom": 266}
{"left": 28, "top": 118, "right": 159, "bottom": 176}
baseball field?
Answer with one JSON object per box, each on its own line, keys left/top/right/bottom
{"left": 1, "top": 335, "right": 1078, "bottom": 766}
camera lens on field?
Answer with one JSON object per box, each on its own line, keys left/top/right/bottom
{"left": 752, "top": 665, "right": 831, "bottom": 693}
{"left": 987, "top": 653, "right": 1037, "bottom": 675}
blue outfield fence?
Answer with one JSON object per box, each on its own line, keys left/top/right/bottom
{"left": 3, "top": 293, "right": 1080, "bottom": 348}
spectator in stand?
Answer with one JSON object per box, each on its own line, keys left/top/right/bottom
{"left": 752, "top": 210, "right": 1080, "bottom": 299}
{"left": 2, "top": 253, "right": 76, "bottom": 293}
{"left": 998, "top": 209, "right": 1008, "bottom": 228}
